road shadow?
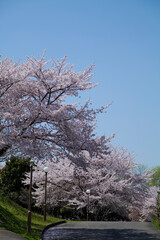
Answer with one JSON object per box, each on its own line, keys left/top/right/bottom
{"left": 43, "top": 228, "right": 160, "bottom": 240}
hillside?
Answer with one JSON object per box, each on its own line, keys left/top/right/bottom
{"left": 0, "top": 194, "right": 63, "bottom": 240}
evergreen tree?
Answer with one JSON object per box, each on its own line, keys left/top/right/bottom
{"left": 0, "top": 156, "right": 30, "bottom": 203}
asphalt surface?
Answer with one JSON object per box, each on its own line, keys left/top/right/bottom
{"left": 0, "top": 230, "right": 26, "bottom": 240}
{"left": 43, "top": 221, "right": 160, "bottom": 240}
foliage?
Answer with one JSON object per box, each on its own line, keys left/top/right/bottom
{"left": 0, "top": 156, "right": 30, "bottom": 203}
{"left": 156, "top": 192, "right": 160, "bottom": 227}
{"left": 152, "top": 219, "right": 160, "bottom": 230}
{"left": 0, "top": 194, "right": 65, "bottom": 240}
{"left": 24, "top": 146, "right": 156, "bottom": 221}
{"left": 139, "top": 186, "right": 157, "bottom": 222}
{"left": 133, "top": 164, "right": 148, "bottom": 175}
{"left": 0, "top": 53, "right": 111, "bottom": 161}
{"left": 149, "top": 166, "right": 160, "bottom": 187}
{"left": 1, "top": 53, "right": 158, "bottom": 224}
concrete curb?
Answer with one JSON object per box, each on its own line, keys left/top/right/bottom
{"left": 41, "top": 221, "right": 66, "bottom": 239}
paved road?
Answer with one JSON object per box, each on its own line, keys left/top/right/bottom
{"left": 43, "top": 221, "right": 160, "bottom": 240}
{"left": 0, "top": 230, "right": 26, "bottom": 240}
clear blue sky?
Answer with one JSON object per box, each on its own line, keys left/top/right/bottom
{"left": 0, "top": 0, "right": 160, "bottom": 168}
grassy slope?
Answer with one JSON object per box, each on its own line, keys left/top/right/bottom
{"left": 153, "top": 219, "right": 160, "bottom": 230}
{"left": 0, "top": 194, "right": 159, "bottom": 239}
{"left": 0, "top": 194, "right": 64, "bottom": 240}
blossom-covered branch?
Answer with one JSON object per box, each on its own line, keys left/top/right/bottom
{"left": 0, "top": 53, "right": 111, "bottom": 159}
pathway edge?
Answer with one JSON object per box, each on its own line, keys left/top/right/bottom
{"left": 41, "top": 220, "right": 66, "bottom": 239}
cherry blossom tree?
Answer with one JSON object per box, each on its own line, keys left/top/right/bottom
{"left": 139, "top": 186, "right": 157, "bottom": 221}
{"left": 0, "top": 53, "right": 111, "bottom": 160}
{"left": 25, "top": 146, "right": 154, "bottom": 221}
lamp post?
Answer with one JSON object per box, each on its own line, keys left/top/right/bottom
{"left": 27, "top": 160, "right": 34, "bottom": 234}
{"left": 43, "top": 166, "right": 50, "bottom": 221}
{"left": 86, "top": 189, "right": 90, "bottom": 221}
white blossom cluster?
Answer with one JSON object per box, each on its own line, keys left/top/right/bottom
{"left": 1, "top": 53, "right": 157, "bottom": 221}
{"left": 25, "top": 147, "right": 157, "bottom": 221}
{"left": 0, "top": 53, "right": 111, "bottom": 159}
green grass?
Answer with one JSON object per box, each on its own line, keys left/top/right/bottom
{"left": 152, "top": 219, "right": 160, "bottom": 230}
{"left": 0, "top": 194, "right": 65, "bottom": 240}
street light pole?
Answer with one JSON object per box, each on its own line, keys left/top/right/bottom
{"left": 43, "top": 167, "right": 50, "bottom": 221}
{"left": 27, "top": 160, "right": 34, "bottom": 234}
{"left": 86, "top": 189, "right": 90, "bottom": 221}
